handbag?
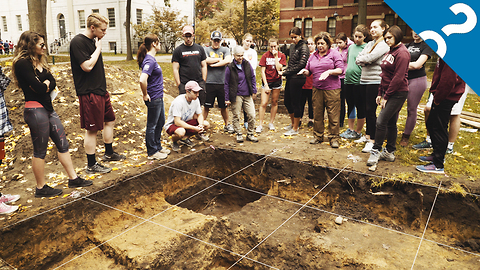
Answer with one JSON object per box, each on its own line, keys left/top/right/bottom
{"left": 0, "top": 66, "right": 11, "bottom": 92}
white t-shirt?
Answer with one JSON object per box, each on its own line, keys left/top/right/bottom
{"left": 165, "top": 94, "right": 202, "bottom": 130}
{"left": 244, "top": 48, "right": 258, "bottom": 70}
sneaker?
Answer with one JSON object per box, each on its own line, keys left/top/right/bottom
{"left": 446, "top": 147, "right": 453, "bottom": 154}
{"left": 379, "top": 148, "right": 395, "bottom": 162}
{"left": 307, "top": 121, "right": 314, "bottom": 128}
{"left": 224, "top": 124, "right": 235, "bottom": 134}
{"left": 345, "top": 130, "right": 361, "bottom": 140}
{"left": 236, "top": 134, "right": 244, "bottom": 143}
{"left": 416, "top": 164, "right": 445, "bottom": 174}
{"left": 86, "top": 162, "right": 112, "bottom": 174}
{"left": 101, "top": 152, "right": 126, "bottom": 162}
{"left": 172, "top": 141, "right": 181, "bottom": 152}
{"left": 196, "top": 133, "right": 209, "bottom": 142}
{"left": 283, "top": 124, "right": 293, "bottom": 131}
{"left": 412, "top": 140, "right": 432, "bottom": 150}
{"left": 310, "top": 138, "right": 322, "bottom": 144}
{"left": 179, "top": 138, "right": 195, "bottom": 147}
{"left": 35, "top": 184, "right": 63, "bottom": 198}
{"left": 283, "top": 129, "right": 298, "bottom": 136}
{"left": 148, "top": 151, "right": 168, "bottom": 160}
{"left": 0, "top": 194, "right": 20, "bottom": 204}
{"left": 68, "top": 177, "right": 93, "bottom": 188}
{"left": 362, "top": 141, "right": 374, "bottom": 153}
{"left": 340, "top": 129, "right": 353, "bottom": 138}
{"left": 244, "top": 122, "right": 248, "bottom": 129}
{"left": 419, "top": 156, "right": 434, "bottom": 163}
{"left": 367, "top": 149, "right": 381, "bottom": 166}
{"left": 159, "top": 148, "right": 171, "bottom": 155}
{"left": 256, "top": 125, "right": 263, "bottom": 133}
{"left": 0, "top": 202, "right": 18, "bottom": 215}
{"left": 246, "top": 134, "right": 259, "bottom": 142}
{"left": 354, "top": 135, "right": 368, "bottom": 143}
{"left": 268, "top": 123, "right": 275, "bottom": 131}
{"left": 330, "top": 139, "right": 339, "bottom": 148}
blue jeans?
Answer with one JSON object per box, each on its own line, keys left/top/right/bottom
{"left": 145, "top": 98, "right": 165, "bottom": 156}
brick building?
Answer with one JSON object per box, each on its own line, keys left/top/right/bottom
{"left": 279, "top": 0, "right": 412, "bottom": 44}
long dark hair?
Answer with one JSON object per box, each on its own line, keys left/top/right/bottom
{"left": 137, "top": 34, "right": 159, "bottom": 68}
{"left": 12, "top": 31, "right": 48, "bottom": 84}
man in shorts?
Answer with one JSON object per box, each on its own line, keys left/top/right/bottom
{"left": 172, "top": 25, "right": 207, "bottom": 105}
{"left": 203, "top": 31, "right": 233, "bottom": 134}
{"left": 165, "top": 81, "right": 210, "bottom": 152}
{"left": 70, "top": 13, "right": 125, "bottom": 174}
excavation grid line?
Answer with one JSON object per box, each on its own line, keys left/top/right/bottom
{"left": 411, "top": 181, "right": 443, "bottom": 270}
{"left": 227, "top": 165, "right": 349, "bottom": 269}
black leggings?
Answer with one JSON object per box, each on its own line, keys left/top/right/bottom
{"left": 361, "top": 84, "right": 380, "bottom": 140}
{"left": 24, "top": 107, "right": 69, "bottom": 159}
{"left": 285, "top": 76, "right": 307, "bottom": 118}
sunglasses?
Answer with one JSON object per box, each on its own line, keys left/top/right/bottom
{"left": 39, "top": 43, "right": 45, "bottom": 49}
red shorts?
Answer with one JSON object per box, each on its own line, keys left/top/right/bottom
{"left": 166, "top": 119, "right": 199, "bottom": 136}
{"left": 79, "top": 92, "right": 115, "bottom": 131}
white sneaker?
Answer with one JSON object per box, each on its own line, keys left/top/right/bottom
{"left": 159, "top": 148, "right": 171, "bottom": 155}
{"left": 255, "top": 125, "right": 263, "bottom": 133}
{"left": 283, "top": 124, "right": 293, "bottom": 131}
{"left": 0, "top": 194, "right": 20, "bottom": 204}
{"left": 283, "top": 129, "right": 298, "bottom": 136}
{"left": 148, "top": 151, "right": 168, "bottom": 160}
{"left": 0, "top": 202, "right": 18, "bottom": 215}
{"left": 268, "top": 123, "right": 275, "bottom": 130}
{"left": 354, "top": 135, "right": 368, "bottom": 143}
{"left": 362, "top": 141, "right": 374, "bottom": 153}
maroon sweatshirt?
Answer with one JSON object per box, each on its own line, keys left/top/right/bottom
{"left": 378, "top": 43, "right": 410, "bottom": 100}
{"left": 430, "top": 58, "right": 465, "bottom": 104}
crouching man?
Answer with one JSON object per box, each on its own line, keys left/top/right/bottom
{"left": 165, "top": 81, "right": 210, "bottom": 152}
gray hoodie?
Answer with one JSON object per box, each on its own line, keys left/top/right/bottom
{"left": 356, "top": 39, "right": 389, "bottom": 84}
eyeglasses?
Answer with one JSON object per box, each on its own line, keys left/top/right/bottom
{"left": 184, "top": 34, "right": 193, "bottom": 38}
{"left": 39, "top": 43, "right": 45, "bottom": 48}
{"left": 212, "top": 39, "right": 221, "bottom": 42}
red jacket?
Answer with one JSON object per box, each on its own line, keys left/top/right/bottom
{"left": 430, "top": 59, "right": 465, "bottom": 104}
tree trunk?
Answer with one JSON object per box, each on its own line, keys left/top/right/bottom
{"left": 358, "top": 0, "right": 367, "bottom": 25}
{"left": 126, "top": 0, "right": 133, "bottom": 60}
{"left": 27, "top": 0, "right": 48, "bottom": 54}
{"left": 243, "top": 0, "right": 247, "bottom": 35}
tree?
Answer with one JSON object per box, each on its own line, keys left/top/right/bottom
{"left": 126, "top": 0, "right": 133, "bottom": 60}
{"left": 213, "top": 0, "right": 244, "bottom": 44}
{"left": 196, "top": 0, "right": 224, "bottom": 20}
{"left": 27, "top": 0, "right": 48, "bottom": 53}
{"left": 133, "top": 6, "right": 186, "bottom": 53}
{"left": 248, "top": 0, "right": 279, "bottom": 48}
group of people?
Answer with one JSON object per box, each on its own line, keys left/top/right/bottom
{"left": 0, "top": 14, "right": 469, "bottom": 214}
{"left": 0, "top": 40, "right": 14, "bottom": 55}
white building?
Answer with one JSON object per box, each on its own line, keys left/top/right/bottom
{"left": 0, "top": 0, "right": 195, "bottom": 53}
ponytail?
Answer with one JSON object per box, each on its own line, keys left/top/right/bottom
{"left": 136, "top": 34, "right": 159, "bottom": 68}
{"left": 137, "top": 43, "right": 148, "bottom": 68}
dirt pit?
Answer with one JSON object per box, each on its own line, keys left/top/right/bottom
{"left": 1, "top": 148, "right": 480, "bottom": 269}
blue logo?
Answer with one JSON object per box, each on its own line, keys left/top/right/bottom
{"left": 384, "top": 0, "right": 479, "bottom": 95}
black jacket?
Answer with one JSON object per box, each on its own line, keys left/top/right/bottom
{"left": 226, "top": 59, "right": 254, "bottom": 101}
{"left": 283, "top": 39, "right": 309, "bottom": 78}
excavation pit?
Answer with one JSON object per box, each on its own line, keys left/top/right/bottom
{"left": 1, "top": 148, "right": 479, "bottom": 269}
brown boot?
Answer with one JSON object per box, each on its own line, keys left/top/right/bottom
{"left": 400, "top": 133, "right": 410, "bottom": 147}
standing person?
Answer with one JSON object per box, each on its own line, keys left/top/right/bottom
{"left": 298, "top": 32, "right": 344, "bottom": 148}
{"left": 342, "top": 25, "right": 370, "bottom": 140}
{"left": 3, "top": 41, "right": 9, "bottom": 55}
{"left": 256, "top": 37, "right": 287, "bottom": 133}
{"left": 13, "top": 31, "right": 92, "bottom": 197}
{"left": 399, "top": 31, "right": 433, "bottom": 146}
{"left": 366, "top": 26, "right": 410, "bottom": 167}
{"left": 241, "top": 33, "right": 258, "bottom": 129}
{"left": 203, "top": 31, "right": 233, "bottom": 134}
{"left": 172, "top": 25, "right": 207, "bottom": 106}
{"left": 335, "top": 33, "right": 353, "bottom": 128}
{"left": 282, "top": 27, "right": 309, "bottom": 136}
{"left": 165, "top": 81, "right": 210, "bottom": 152}
{"left": 70, "top": 13, "right": 125, "bottom": 174}
{"left": 225, "top": 46, "right": 258, "bottom": 143}
{"left": 355, "top": 20, "right": 389, "bottom": 153}
{"left": 137, "top": 34, "right": 170, "bottom": 160}
{"left": 301, "top": 36, "right": 315, "bottom": 128}
{"left": 416, "top": 59, "right": 465, "bottom": 174}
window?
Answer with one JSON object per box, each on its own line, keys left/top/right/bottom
{"left": 136, "top": 9, "right": 142, "bottom": 24}
{"left": 354, "top": 0, "right": 358, "bottom": 3}
{"left": 305, "top": 0, "right": 313, "bottom": 7}
{"left": 294, "top": 19, "right": 302, "bottom": 29}
{"left": 2, "top": 16, "right": 7, "bottom": 32}
{"left": 16, "top": 15, "right": 22, "bottom": 31}
{"left": 327, "top": 17, "right": 336, "bottom": 37}
{"left": 385, "top": 14, "right": 395, "bottom": 28}
{"left": 107, "top": 8, "right": 115, "bottom": 28}
{"left": 92, "top": 9, "right": 99, "bottom": 14}
{"left": 295, "top": 0, "right": 303, "bottom": 8}
{"left": 351, "top": 15, "right": 358, "bottom": 35}
{"left": 109, "top": 42, "right": 117, "bottom": 51}
{"left": 78, "top": 10, "right": 85, "bottom": 29}
{"left": 397, "top": 17, "right": 407, "bottom": 36}
{"left": 329, "top": 0, "right": 337, "bottom": 6}
{"left": 304, "top": 19, "right": 313, "bottom": 37}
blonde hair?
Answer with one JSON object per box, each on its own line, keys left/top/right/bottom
{"left": 12, "top": 31, "right": 48, "bottom": 85}
{"left": 87, "top": 13, "right": 109, "bottom": 28}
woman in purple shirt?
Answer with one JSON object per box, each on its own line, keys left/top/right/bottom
{"left": 299, "top": 32, "right": 344, "bottom": 148}
{"left": 367, "top": 26, "right": 410, "bottom": 167}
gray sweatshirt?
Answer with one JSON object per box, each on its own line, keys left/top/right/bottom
{"left": 356, "top": 39, "right": 389, "bottom": 84}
